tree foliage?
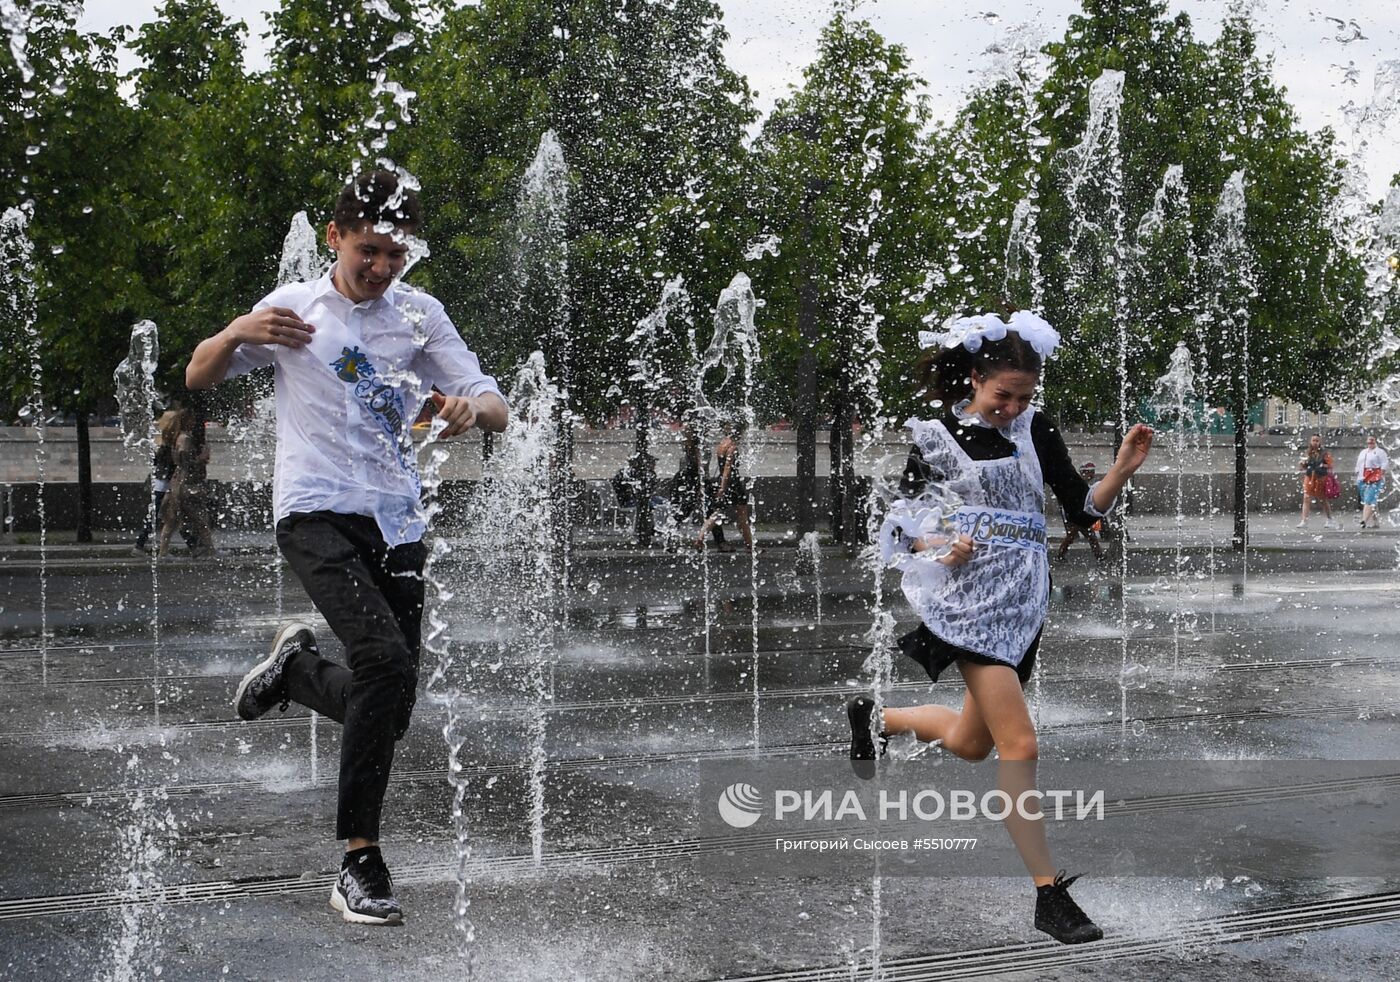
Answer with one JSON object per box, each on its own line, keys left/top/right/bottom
{"left": 0, "top": 0, "right": 1391, "bottom": 446}
{"left": 753, "top": 13, "right": 930, "bottom": 425}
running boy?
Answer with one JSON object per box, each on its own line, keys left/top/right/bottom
{"left": 185, "top": 170, "right": 508, "bottom": 925}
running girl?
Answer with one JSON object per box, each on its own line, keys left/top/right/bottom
{"left": 847, "top": 310, "right": 1153, "bottom": 944}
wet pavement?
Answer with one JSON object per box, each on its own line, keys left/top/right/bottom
{"left": 1, "top": 518, "right": 1398, "bottom": 980}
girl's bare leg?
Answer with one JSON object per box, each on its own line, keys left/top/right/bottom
{"left": 959, "top": 661, "right": 1055, "bottom": 884}
{"left": 882, "top": 664, "right": 1053, "bottom": 882}
{"left": 883, "top": 695, "right": 994, "bottom": 761}
{"left": 156, "top": 491, "right": 178, "bottom": 557}
{"left": 694, "top": 512, "right": 718, "bottom": 549}
{"left": 736, "top": 503, "right": 754, "bottom": 551}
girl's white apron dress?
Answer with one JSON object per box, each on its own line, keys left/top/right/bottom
{"left": 885, "top": 409, "right": 1050, "bottom": 670}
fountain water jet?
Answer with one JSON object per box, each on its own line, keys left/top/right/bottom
{"left": 470, "top": 353, "right": 561, "bottom": 861}
{"left": 1149, "top": 341, "right": 1201, "bottom": 670}
{"left": 103, "top": 767, "right": 178, "bottom": 982}
{"left": 423, "top": 351, "right": 562, "bottom": 963}
{"left": 2, "top": 206, "right": 47, "bottom": 681}
{"left": 1135, "top": 163, "right": 1198, "bottom": 668}
{"left": 514, "top": 131, "right": 574, "bottom": 602}
{"left": 990, "top": 39, "right": 1050, "bottom": 310}
{"left": 111, "top": 324, "right": 178, "bottom": 982}
{"left": 277, "top": 211, "right": 324, "bottom": 778}
{"left": 720, "top": 275, "right": 762, "bottom": 746}
{"left": 417, "top": 410, "right": 474, "bottom": 962}
{"left": 1201, "top": 171, "right": 1254, "bottom": 568}
{"left": 628, "top": 276, "right": 688, "bottom": 546}
{"left": 113, "top": 321, "right": 162, "bottom": 719}
{"left": 796, "top": 531, "right": 823, "bottom": 625}
{"left": 1357, "top": 190, "right": 1400, "bottom": 559}
{"left": 1061, "top": 69, "right": 1135, "bottom": 739}
{"left": 693, "top": 273, "right": 762, "bottom": 744}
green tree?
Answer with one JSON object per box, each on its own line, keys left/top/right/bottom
{"left": 132, "top": 0, "right": 433, "bottom": 413}
{"left": 1032, "top": 2, "right": 1372, "bottom": 421}
{"left": 0, "top": 3, "right": 153, "bottom": 537}
{"left": 931, "top": 1, "right": 1374, "bottom": 545}
{"left": 409, "top": 0, "right": 755, "bottom": 423}
{"left": 131, "top": 0, "right": 287, "bottom": 397}
{"left": 265, "top": 0, "right": 428, "bottom": 209}
{"left": 754, "top": 12, "right": 930, "bottom": 536}
{"left": 1032, "top": 0, "right": 1201, "bottom": 426}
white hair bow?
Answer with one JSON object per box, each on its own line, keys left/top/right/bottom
{"left": 918, "top": 310, "right": 1061, "bottom": 359}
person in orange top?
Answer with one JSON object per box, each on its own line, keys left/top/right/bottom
{"left": 1296, "top": 434, "right": 1336, "bottom": 529}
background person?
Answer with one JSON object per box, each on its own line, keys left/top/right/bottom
{"left": 1297, "top": 434, "right": 1336, "bottom": 529}
{"left": 671, "top": 420, "right": 727, "bottom": 550}
{"left": 156, "top": 408, "right": 214, "bottom": 557}
{"left": 1055, "top": 461, "right": 1105, "bottom": 561}
{"left": 695, "top": 420, "right": 754, "bottom": 553}
{"left": 134, "top": 410, "right": 179, "bottom": 553}
{"left": 1354, "top": 435, "right": 1388, "bottom": 529}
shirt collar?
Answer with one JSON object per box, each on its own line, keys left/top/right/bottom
{"left": 952, "top": 399, "right": 1008, "bottom": 432}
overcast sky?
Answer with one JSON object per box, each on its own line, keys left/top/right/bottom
{"left": 76, "top": 0, "right": 1400, "bottom": 198}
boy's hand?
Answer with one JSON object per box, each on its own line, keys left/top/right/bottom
{"left": 430, "top": 392, "right": 478, "bottom": 438}
{"left": 229, "top": 307, "right": 315, "bottom": 348}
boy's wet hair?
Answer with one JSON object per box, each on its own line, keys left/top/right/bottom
{"left": 333, "top": 170, "right": 422, "bottom": 233}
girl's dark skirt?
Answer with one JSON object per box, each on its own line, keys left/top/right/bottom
{"left": 897, "top": 622, "right": 1042, "bottom": 686}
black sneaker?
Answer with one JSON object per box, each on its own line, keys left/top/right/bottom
{"left": 847, "top": 697, "right": 887, "bottom": 780}
{"left": 232, "top": 622, "right": 315, "bottom": 721}
{"left": 1035, "top": 870, "right": 1103, "bottom": 944}
{"left": 331, "top": 847, "right": 404, "bottom": 925}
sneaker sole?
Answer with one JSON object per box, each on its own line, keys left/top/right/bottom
{"left": 1035, "top": 923, "right": 1103, "bottom": 944}
{"left": 330, "top": 883, "right": 404, "bottom": 926}
{"left": 232, "top": 621, "right": 314, "bottom": 720}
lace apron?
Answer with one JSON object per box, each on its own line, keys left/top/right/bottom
{"left": 893, "top": 409, "right": 1050, "bottom": 670}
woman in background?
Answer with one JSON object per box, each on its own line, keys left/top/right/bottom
{"left": 1354, "top": 435, "right": 1388, "bottom": 529}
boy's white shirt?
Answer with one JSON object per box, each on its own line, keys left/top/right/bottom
{"left": 224, "top": 267, "right": 503, "bottom": 546}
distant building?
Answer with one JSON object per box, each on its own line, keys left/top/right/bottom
{"left": 1262, "top": 398, "right": 1383, "bottom": 434}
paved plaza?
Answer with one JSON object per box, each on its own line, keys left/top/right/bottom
{"left": 1, "top": 516, "right": 1398, "bottom": 980}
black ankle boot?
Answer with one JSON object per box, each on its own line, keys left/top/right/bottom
{"left": 1034, "top": 871, "right": 1103, "bottom": 944}
{"left": 846, "top": 697, "right": 888, "bottom": 780}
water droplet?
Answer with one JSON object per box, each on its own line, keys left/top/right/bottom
{"left": 1203, "top": 875, "right": 1225, "bottom": 892}
{"left": 25, "top": 145, "right": 40, "bottom": 157}
{"left": 1120, "top": 662, "right": 1150, "bottom": 689}
{"left": 81, "top": 205, "right": 93, "bottom": 215}
{"left": 587, "top": 579, "right": 601, "bottom": 595}
{"left": 1131, "top": 719, "right": 1147, "bottom": 737}
{"left": 50, "top": 245, "right": 64, "bottom": 255}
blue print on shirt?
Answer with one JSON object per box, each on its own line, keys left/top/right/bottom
{"left": 331, "top": 346, "right": 416, "bottom": 479}
{"left": 333, "top": 346, "right": 373, "bottom": 383}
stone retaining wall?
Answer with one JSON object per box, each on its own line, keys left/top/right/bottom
{"left": 1, "top": 426, "right": 1381, "bottom": 531}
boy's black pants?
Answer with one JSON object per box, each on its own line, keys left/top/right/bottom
{"left": 275, "top": 511, "right": 427, "bottom": 842}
